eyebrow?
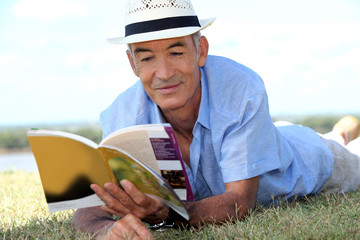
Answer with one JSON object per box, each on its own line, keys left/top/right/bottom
{"left": 133, "top": 47, "right": 152, "bottom": 55}
{"left": 167, "top": 41, "right": 185, "bottom": 50}
{"left": 133, "top": 41, "right": 186, "bottom": 55}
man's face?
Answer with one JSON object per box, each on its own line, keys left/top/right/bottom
{"left": 127, "top": 35, "right": 208, "bottom": 112}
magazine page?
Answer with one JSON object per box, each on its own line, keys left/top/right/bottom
{"left": 100, "top": 127, "right": 161, "bottom": 174}
{"left": 27, "top": 130, "right": 115, "bottom": 212}
{"left": 157, "top": 126, "right": 194, "bottom": 201}
{"left": 98, "top": 146, "right": 189, "bottom": 220}
{"left": 100, "top": 124, "right": 194, "bottom": 201}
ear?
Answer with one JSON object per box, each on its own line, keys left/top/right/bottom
{"left": 197, "top": 36, "right": 209, "bottom": 67}
{"left": 126, "top": 49, "right": 139, "bottom": 77}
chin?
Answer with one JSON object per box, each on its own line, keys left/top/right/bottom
{"left": 157, "top": 99, "right": 185, "bottom": 111}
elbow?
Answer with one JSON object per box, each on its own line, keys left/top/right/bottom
{"left": 71, "top": 208, "right": 84, "bottom": 231}
{"left": 237, "top": 202, "right": 254, "bottom": 220}
{"left": 229, "top": 193, "right": 257, "bottom": 221}
{"left": 71, "top": 207, "right": 101, "bottom": 231}
{"left": 71, "top": 206, "right": 115, "bottom": 235}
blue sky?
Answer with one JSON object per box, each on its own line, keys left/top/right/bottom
{"left": 1, "top": 0, "right": 359, "bottom": 126}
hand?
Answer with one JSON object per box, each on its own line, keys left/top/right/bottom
{"left": 91, "top": 180, "right": 169, "bottom": 223}
{"left": 101, "top": 214, "right": 154, "bottom": 240}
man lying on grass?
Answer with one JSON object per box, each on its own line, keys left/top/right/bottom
{"left": 72, "top": 0, "right": 360, "bottom": 239}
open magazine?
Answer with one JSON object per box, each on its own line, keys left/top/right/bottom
{"left": 27, "top": 124, "right": 193, "bottom": 220}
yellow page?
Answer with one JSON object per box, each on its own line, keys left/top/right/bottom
{"left": 28, "top": 132, "right": 114, "bottom": 203}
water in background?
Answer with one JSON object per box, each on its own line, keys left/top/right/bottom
{"left": 0, "top": 152, "right": 38, "bottom": 172}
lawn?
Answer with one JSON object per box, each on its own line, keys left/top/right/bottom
{"left": 1, "top": 171, "right": 359, "bottom": 239}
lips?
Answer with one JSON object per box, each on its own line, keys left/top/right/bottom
{"left": 156, "top": 82, "right": 181, "bottom": 94}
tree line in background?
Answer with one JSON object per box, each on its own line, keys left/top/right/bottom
{"left": 0, "top": 124, "right": 103, "bottom": 151}
{"left": 0, "top": 114, "right": 359, "bottom": 151}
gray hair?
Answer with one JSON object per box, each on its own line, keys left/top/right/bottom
{"left": 191, "top": 31, "right": 202, "bottom": 52}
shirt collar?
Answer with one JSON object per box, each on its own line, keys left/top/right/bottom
{"left": 196, "top": 67, "right": 210, "bottom": 130}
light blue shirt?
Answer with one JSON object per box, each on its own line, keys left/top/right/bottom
{"left": 100, "top": 55, "right": 334, "bottom": 205}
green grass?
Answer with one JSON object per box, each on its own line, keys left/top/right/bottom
{"left": 0, "top": 171, "right": 92, "bottom": 239}
{"left": 1, "top": 171, "right": 359, "bottom": 239}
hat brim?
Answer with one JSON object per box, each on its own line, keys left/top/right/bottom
{"left": 107, "top": 18, "right": 215, "bottom": 44}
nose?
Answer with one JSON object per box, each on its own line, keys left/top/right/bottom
{"left": 155, "top": 57, "right": 174, "bottom": 81}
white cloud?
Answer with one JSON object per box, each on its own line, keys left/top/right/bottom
{"left": 13, "top": 0, "right": 88, "bottom": 22}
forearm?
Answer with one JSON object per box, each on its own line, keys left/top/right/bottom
{"left": 170, "top": 177, "right": 259, "bottom": 228}
{"left": 72, "top": 206, "right": 115, "bottom": 238}
{"left": 174, "top": 191, "right": 255, "bottom": 227}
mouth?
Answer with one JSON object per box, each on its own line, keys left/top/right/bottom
{"left": 156, "top": 83, "right": 181, "bottom": 94}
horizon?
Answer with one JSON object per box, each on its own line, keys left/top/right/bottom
{"left": 1, "top": 0, "right": 359, "bottom": 126}
{"left": 2, "top": 112, "right": 360, "bottom": 129}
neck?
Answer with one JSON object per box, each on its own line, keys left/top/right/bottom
{"left": 162, "top": 89, "right": 201, "bottom": 140}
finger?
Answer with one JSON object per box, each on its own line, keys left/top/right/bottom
{"left": 120, "top": 180, "right": 150, "bottom": 206}
{"left": 91, "top": 184, "right": 130, "bottom": 216}
{"left": 109, "top": 214, "right": 154, "bottom": 240}
{"left": 134, "top": 223, "right": 154, "bottom": 240}
{"left": 99, "top": 205, "right": 126, "bottom": 217}
{"left": 90, "top": 183, "right": 113, "bottom": 199}
{"left": 119, "top": 180, "right": 158, "bottom": 218}
{"left": 104, "top": 182, "right": 139, "bottom": 211}
{"left": 110, "top": 226, "right": 138, "bottom": 240}
{"left": 121, "top": 180, "right": 167, "bottom": 219}
{"left": 122, "top": 214, "right": 154, "bottom": 240}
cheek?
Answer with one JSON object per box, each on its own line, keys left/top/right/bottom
{"left": 139, "top": 74, "right": 157, "bottom": 98}
{"left": 137, "top": 67, "right": 153, "bottom": 86}
{"left": 140, "top": 77, "right": 152, "bottom": 91}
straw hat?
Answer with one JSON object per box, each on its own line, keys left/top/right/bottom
{"left": 107, "top": 0, "right": 215, "bottom": 44}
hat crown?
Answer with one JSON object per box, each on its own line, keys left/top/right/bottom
{"left": 126, "top": 0, "right": 196, "bottom": 25}
{"left": 107, "top": 0, "right": 214, "bottom": 44}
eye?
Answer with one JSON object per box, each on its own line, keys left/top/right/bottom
{"left": 141, "top": 56, "right": 153, "bottom": 62}
{"left": 171, "top": 52, "right": 183, "bottom": 56}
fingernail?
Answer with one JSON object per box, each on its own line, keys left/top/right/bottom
{"left": 104, "top": 183, "right": 113, "bottom": 190}
{"left": 120, "top": 180, "right": 129, "bottom": 188}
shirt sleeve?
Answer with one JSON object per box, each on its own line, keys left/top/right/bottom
{"left": 219, "top": 92, "right": 282, "bottom": 183}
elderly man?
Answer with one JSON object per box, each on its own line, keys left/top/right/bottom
{"left": 72, "top": 0, "right": 360, "bottom": 239}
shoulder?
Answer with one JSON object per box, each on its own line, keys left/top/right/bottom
{"left": 204, "top": 55, "right": 263, "bottom": 83}
{"left": 203, "top": 55, "right": 268, "bottom": 117}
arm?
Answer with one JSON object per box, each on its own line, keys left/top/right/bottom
{"left": 72, "top": 179, "right": 167, "bottom": 239}
{"left": 72, "top": 179, "right": 169, "bottom": 233}
{"left": 175, "top": 177, "right": 259, "bottom": 227}
{"left": 72, "top": 206, "right": 114, "bottom": 238}
{"left": 73, "top": 177, "right": 257, "bottom": 234}
{"left": 72, "top": 207, "right": 153, "bottom": 240}
{"left": 91, "top": 180, "right": 169, "bottom": 223}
